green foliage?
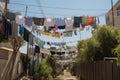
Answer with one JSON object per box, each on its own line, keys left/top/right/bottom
{"left": 77, "top": 38, "right": 99, "bottom": 62}
{"left": 77, "top": 25, "right": 120, "bottom": 63}
{"left": 114, "top": 44, "right": 120, "bottom": 66}
{"left": 34, "top": 58, "right": 53, "bottom": 80}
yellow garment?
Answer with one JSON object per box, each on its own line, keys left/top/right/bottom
{"left": 40, "top": 30, "right": 45, "bottom": 35}
{"left": 45, "top": 32, "right": 52, "bottom": 36}
{"left": 55, "top": 33, "right": 61, "bottom": 38}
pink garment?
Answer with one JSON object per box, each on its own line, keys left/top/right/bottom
{"left": 52, "top": 25, "right": 58, "bottom": 32}
{"left": 66, "top": 17, "right": 72, "bottom": 26}
{"left": 65, "top": 17, "right": 73, "bottom": 31}
{"left": 44, "top": 18, "right": 55, "bottom": 26}
{"left": 15, "top": 15, "right": 25, "bottom": 24}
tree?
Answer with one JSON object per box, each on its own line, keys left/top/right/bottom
{"left": 94, "top": 26, "right": 119, "bottom": 58}
{"left": 77, "top": 25, "right": 120, "bottom": 63}
{"left": 77, "top": 38, "right": 99, "bottom": 62}
{"left": 34, "top": 58, "right": 53, "bottom": 80}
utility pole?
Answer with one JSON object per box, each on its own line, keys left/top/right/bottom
{"left": 111, "top": 0, "right": 115, "bottom": 27}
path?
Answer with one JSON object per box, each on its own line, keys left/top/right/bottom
{"left": 55, "top": 70, "right": 77, "bottom": 80}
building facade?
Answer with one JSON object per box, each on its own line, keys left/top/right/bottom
{"left": 106, "top": 0, "right": 120, "bottom": 27}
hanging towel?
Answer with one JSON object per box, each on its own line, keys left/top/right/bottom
{"left": 65, "top": 17, "right": 73, "bottom": 31}
{"left": 33, "top": 17, "right": 44, "bottom": 26}
{"left": 82, "top": 17, "right": 94, "bottom": 27}
{"left": 66, "top": 17, "right": 72, "bottom": 26}
{"left": 44, "top": 18, "right": 55, "bottom": 26}
{"left": 25, "top": 17, "right": 33, "bottom": 27}
{"left": 16, "top": 15, "right": 25, "bottom": 24}
{"left": 73, "top": 16, "right": 82, "bottom": 28}
{"left": 55, "top": 18, "right": 65, "bottom": 26}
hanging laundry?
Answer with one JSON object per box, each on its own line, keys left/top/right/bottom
{"left": 51, "top": 42, "right": 62, "bottom": 46}
{"left": 47, "top": 42, "right": 51, "bottom": 46}
{"left": 48, "top": 26, "right": 54, "bottom": 31}
{"left": 58, "top": 25, "right": 65, "bottom": 29}
{"left": 29, "top": 33, "right": 34, "bottom": 46}
{"left": 38, "top": 40, "right": 45, "bottom": 48}
{"left": 4, "top": 20, "right": 12, "bottom": 39}
{"left": 23, "top": 28, "right": 30, "bottom": 42}
{"left": 74, "top": 30, "right": 77, "bottom": 35}
{"left": 35, "top": 37, "right": 39, "bottom": 45}
{"left": 82, "top": 16, "right": 94, "bottom": 27}
{"left": 63, "top": 31, "right": 72, "bottom": 37}
{"left": 52, "top": 25, "right": 58, "bottom": 32}
{"left": 25, "top": 17, "right": 33, "bottom": 27}
{"left": 19, "top": 24, "right": 24, "bottom": 36}
{"left": 16, "top": 15, "right": 25, "bottom": 24}
{"left": 33, "top": 17, "right": 44, "bottom": 26}
{"left": 40, "top": 30, "right": 45, "bottom": 35}
{"left": 66, "top": 17, "right": 72, "bottom": 26}
{"left": 6, "top": 11, "right": 16, "bottom": 21}
{"left": 65, "top": 17, "right": 73, "bottom": 31}
{"left": 34, "top": 45, "right": 40, "bottom": 53}
{"left": 73, "top": 16, "right": 82, "bottom": 28}
{"left": 44, "top": 18, "right": 55, "bottom": 26}
{"left": 1, "top": 16, "right": 6, "bottom": 35}
{"left": 31, "top": 25, "right": 37, "bottom": 33}
{"left": 44, "top": 26, "right": 50, "bottom": 32}
{"left": 55, "top": 18, "right": 65, "bottom": 26}
{"left": 11, "top": 21, "right": 18, "bottom": 38}
{"left": 92, "top": 17, "right": 97, "bottom": 29}
{"left": 45, "top": 32, "right": 52, "bottom": 36}
{"left": 52, "top": 32, "right": 61, "bottom": 38}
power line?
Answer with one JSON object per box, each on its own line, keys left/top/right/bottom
{"left": 10, "top": 9, "right": 106, "bottom": 17}
{"left": 36, "top": 0, "right": 45, "bottom": 17}
{"left": 9, "top": 2, "right": 109, "bottom": 11}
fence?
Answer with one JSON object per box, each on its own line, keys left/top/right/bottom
{"left": 74, "top": 61, "right": 120, "bottom": 80}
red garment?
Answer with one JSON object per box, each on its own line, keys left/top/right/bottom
{"left": 82, "top": 17, "right": 94, "bottom": 27}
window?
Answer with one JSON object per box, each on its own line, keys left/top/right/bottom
{"left": 117, "top": 6, "right": 120, "bottom": 16}
{"left": 106, "top": 16, "right": 110, "bottom": 25}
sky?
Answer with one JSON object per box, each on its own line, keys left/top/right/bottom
{"left": 8, "top": 0, "right": 118, "bottom": 53}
